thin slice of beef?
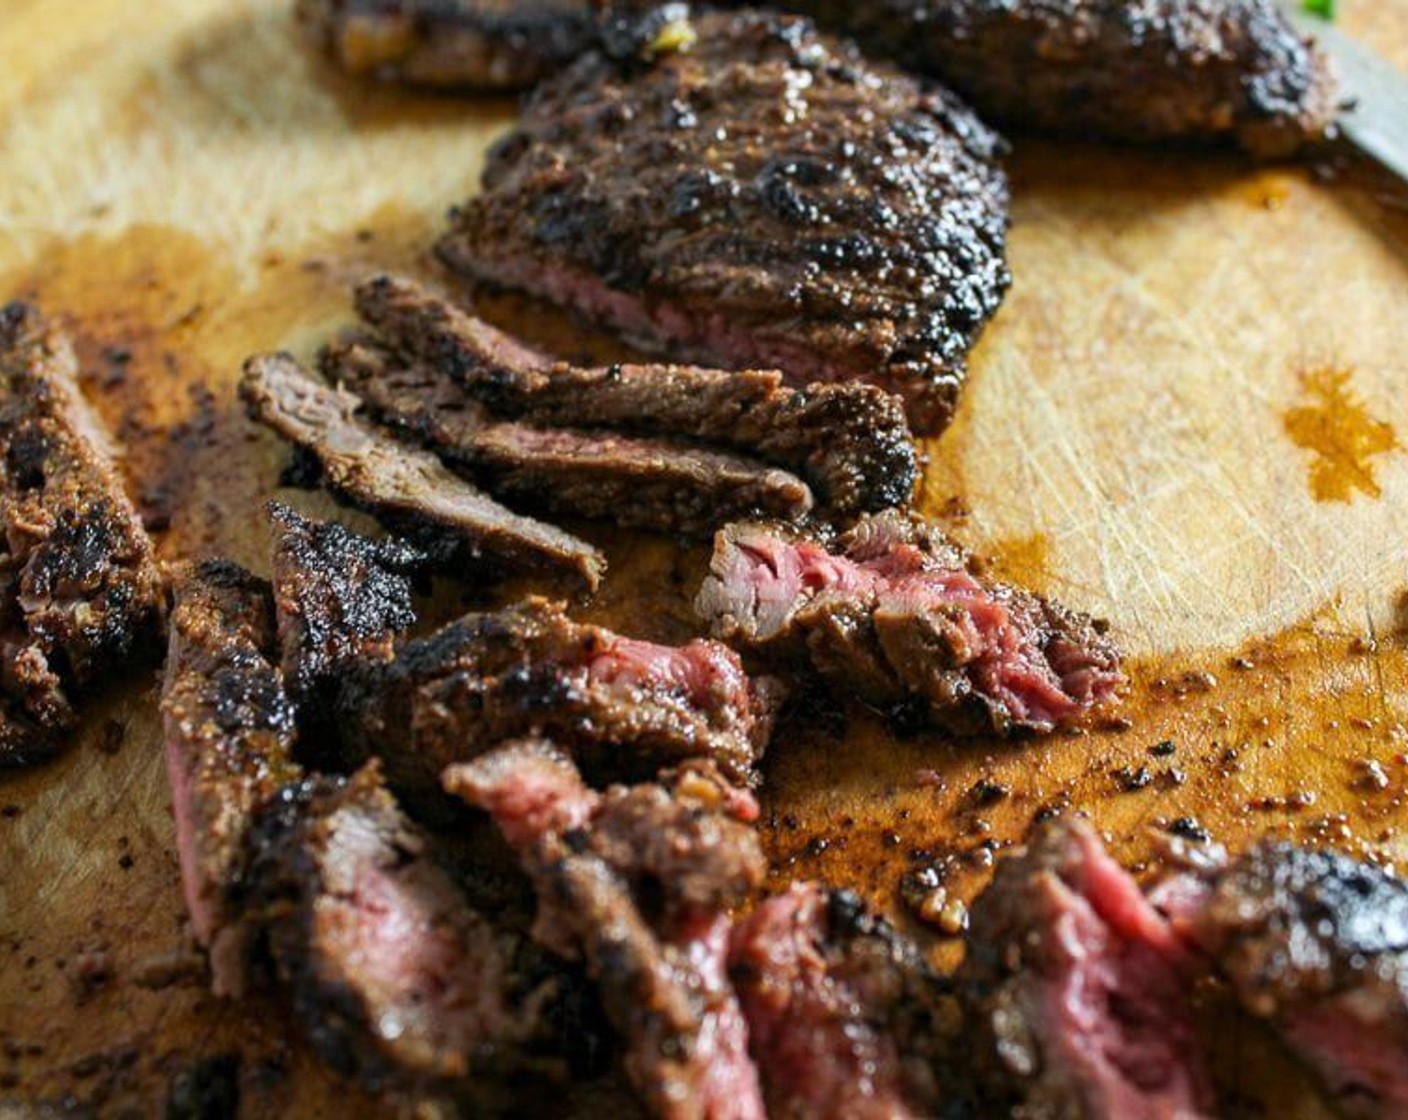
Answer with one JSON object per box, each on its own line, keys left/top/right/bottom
{"left": 324, "top": 338, "right": 816, "bottom": 534}
{"left": 160, "top": 561, "right": 301, "bottom": 997}
{"left": 347, "top": 274, "right": 917, "bottom": 516}
{"left": 728, "top": 884, "right": 957, "bottom": 1119}
{"left": 335, "top": 596, "right": 775, "bottom": 815}
{"left": 0, "top": 302, "right": 163, "bottom": 763}
{"left": 958, "top": 817, "right": 1213, "bottom": 1119}
{"left": 695, "top": 512, "right": 1122, "bottom": 735}
{"left": 443, "top": 740, "right": 767, "bottom": 1120}
{"left": 240, "top": 352, "right": 605, "bottom": 589}
{"left": 436, "top": 9, "right": 1011, "bottom": 434}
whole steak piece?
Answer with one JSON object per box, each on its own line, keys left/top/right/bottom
{"left": 438, "top": 9, "right": 1011, "bottom": 435}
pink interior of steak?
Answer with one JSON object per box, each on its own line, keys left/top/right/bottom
{"left": 1282, "top": 1003, "right": 1408, "bottom": 1115}
{"left": 586, "top": 635, "right": 755, "bottom": 716}
{"left": 165, "top": 745, "right": 214, "bottom": 945}
{"left": 445, "top": 741, "right": 597, "bottom": 853}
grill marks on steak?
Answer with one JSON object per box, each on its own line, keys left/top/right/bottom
{"left": 696, "top": 512, "right": 1122, "bottom": 735}
{"left": 0, "top": 302, "right": 163, "bottom": 764}
{"left": 437, "top": 9, "right": 1011, "bottom": 435}
{"left": 728, "top": 884, "right": 955, "bottom": 1119}
{"left": 240, "top": 352, "right": 605, "bottom": 588}
{"left": 444, "top": 740, "right": 767, "bottom": 1119}
{"left": 959, "top": 818, "right": 1213, "bottom": 1119}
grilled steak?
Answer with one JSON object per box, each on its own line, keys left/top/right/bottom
{"left": 444, "top": 740, "right": 767, "bottom": 1119}
{"left": 436, "top": 9, "right": 1011, "bottom": 434}
{"left": 958, "top": 818, "right": 1213, "bottom": 1119}
{"left": 347, "top": 274, "right": 918, "bottom": 517}
{"left": 695, "top": 512, "right": 1122, "bottom": 735}
{"left": 161, "top": 561, "right": 302, "bottom": 997}
{"left": 1164, "top": 842, "right": 1408, "bottom": 1118}
{"left": 335, "top": 596, "right": 775, "bottom": 815}
{"left": 0, "top": 302, "right": 163, "bottom": 763}
{"left": 728, "top": 884, "right": 955, "bottom": 1119}
{"left": 241, "top": 352, "right": 605, "bottom": 588}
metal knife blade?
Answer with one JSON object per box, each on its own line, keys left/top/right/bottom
{"left": 1281, "top": 4, "right": 1408, "bottom": 182}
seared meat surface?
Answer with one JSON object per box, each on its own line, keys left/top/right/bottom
{"left": 161, "top": 561, "right": 301, "bottom": 998}
{"left": 444, "top": 740, "right": 767, "bottom": 1119}
{"left": 241, "top": 352, "right": 605, "bottom": 588}
{"left": 696, "top": 512, "right": 1122, "bottom": 735}
{"left": 958, "top": 818, "right": 1213, "bottom": 1119}
{"left": 335, "top": 596, "right": 775, "bottom": 815}
{"left": 0, "top": 302, "right": 163, "bottom": 763}
{"left": 437, "top": 9, "right": 1011, "bottom": 434}
{"left": 728, "top": 884, "right": 955, "bottom": 1119}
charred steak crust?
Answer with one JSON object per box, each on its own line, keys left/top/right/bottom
{"left": 0, "top": 302, "right": 163, "bottom": 763}
{"left": 437, "top": 9, "right": 1012, "bottom": 435}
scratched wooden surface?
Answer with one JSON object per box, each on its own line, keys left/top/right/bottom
{"left": 4, "top": 2, "right": 1408, "bottom": 1115}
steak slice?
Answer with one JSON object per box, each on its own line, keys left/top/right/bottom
{"left": 695, "top": 512, "right": 1123, "bottom": 735}
{"left": 160, "top": 561, "right": 301, "bottom": 997}
{"left": 436, "top": 9, "right": 1011, "bottom": 434}
{"left": 324, "top": 338, "right": 816, "bottom": 534}
{"left": 335, "top": 596, "right": 775, "bottom": 815}
{"left": 240, "top": 352, "right": 605, "bottom": 589}
{"left": 347, "top": 274, "right": 918, "bottom": 517}
{"left": 958, "top": 818, "right": 1213, "bottom": 1119}
{"left": 1166, "top": 842, "right": 1408, "bottom": 1118}
{"left": 444, "top": 740, "right": 767, "bottom": 1120}
{"left": 728, "top": 884, "right": 955, "bottom": 1119}
{"left": 0, "top": 302, "right": 163, "bottom": 763}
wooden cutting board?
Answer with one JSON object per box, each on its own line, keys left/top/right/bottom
{"left": 4, "top": 2, "right": 1408, "bottom": 1114}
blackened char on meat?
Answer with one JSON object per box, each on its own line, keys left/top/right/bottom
{"left": 695, "top": 512, "right": 1122, "bottom": 735}
{"left": 240, "top": 352, "right": 605, "bottom": 588}
{"left": 334, "top": 596, "right": 775, "bottom": 815}
{"left": 728, "top": 884, "right": 956, "bottom": 1119}
{"left": 437, "top": 9, "right": 1011, "bottom": 434}
{"left": 444, "top": 740, "right": 767, "bottom": 1119}
{"left": 958, "top": 818, "right": 1213, "bottom": 1119}
{"left": 160, "top": 561, "right": 300, "bottom": 998}
{"left": 346, "top": 274, "right": 918, "bottom": 517}
{"left": 0, "top": 302, "right": 163, "bottom": 764}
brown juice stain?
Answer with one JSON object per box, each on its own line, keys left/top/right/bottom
{"left": 984, "top": 531, "right": 1051, "bottom": 590}
{"left": 1283, "top": 366, "right": 1400, "bottom": 503}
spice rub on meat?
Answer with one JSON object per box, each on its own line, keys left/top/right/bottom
{"left": 437, "top": 9, "right": 1011, "bottom": 435}
{"left": 696, "top": 512, "right": 1122, "bottom": 735}
{"left": 0, "top": 301, "right": 163, "bottom": 764}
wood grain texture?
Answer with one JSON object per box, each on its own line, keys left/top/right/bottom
{"left": 3, "top": 2, "right": 1408, "bottom": 1115}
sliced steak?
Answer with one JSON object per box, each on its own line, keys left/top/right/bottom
{"left": 444, "top": 740, "right": 766, "bottom": 1119}
{"left": 0, "top": 302, "right": 163, "bottom": 763}
{"left": 728, "top": 884, "right": 955, "bottom": 1119}
{"left": 240, "top": 352, "right": 605, "bottom": 589}
{"left": 436, "top": 9, "right": 1011, "bottom": 434}
{"left": 335, "top": 596, "right": 775, "bottom": 815}
{"left": 160, "top": 561, "right": 301, "bottom": 997}
{"left": 695, "top": 512, "right": 1122, "bottom": 735}
{"left": 958, "top": 817, "right": 1213, "bottom": 1119}
{"left": 347, "top": 274, "right": 917, "bottom": 516}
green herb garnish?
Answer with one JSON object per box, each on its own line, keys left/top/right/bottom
{"left": 1303, "top": 0, "right": 1335, "bottom": 19}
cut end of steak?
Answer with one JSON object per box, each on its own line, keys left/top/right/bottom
{"left": 696, "top": 512, "right": 1123, "bottom": 735}
{"left": 959, "top": 817, "right": 1212, "bottom": 1119}
{"left": 161, "top": 560, "right": 301, "bottom": 997}
{"left": 0, "top": 302, "right": 163, "bottom": 762}
{"left": 729, "top": 883, "right": 955, "bottom": 1120}
{"left": 266, "top": 502, "right": 422, "bottom": 705}
{"left": 240, "top": 352, "right": 604, "bottom": 588}
{"left": 437, "top": 9, "right": 1011, "bottom": 434}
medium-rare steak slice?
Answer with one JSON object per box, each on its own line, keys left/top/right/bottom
{"left": 161, "top": 561, "right": 301, "bottom": 997}
{"left": 958, "top": 818, "right": 1213, "bottom": 1119}
{"left": 695, "top": 512, "right": 1122, "bottom": 735}
{"left": 437, "top": 9, "right": 1011, "bottom": 434}
{"left": 348, "top": 274, "right": 918, "bottom": 516}
{"left": 444, "top": 740, "right": 766, "bottom": 1119}
{"left": 240, "top": 352, "right": 605, "bottom": 588}
{"left": 325, "top": 339, "right": 816, "bottom": 534}
{"left": 335, "top": 596, "right": 775, "bottom": 814}
{"left": 728, "top": 884, "right": 955, "bottom": 1119}
{"left": 0, "top": 302, "right": 163, "bottom": 763}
